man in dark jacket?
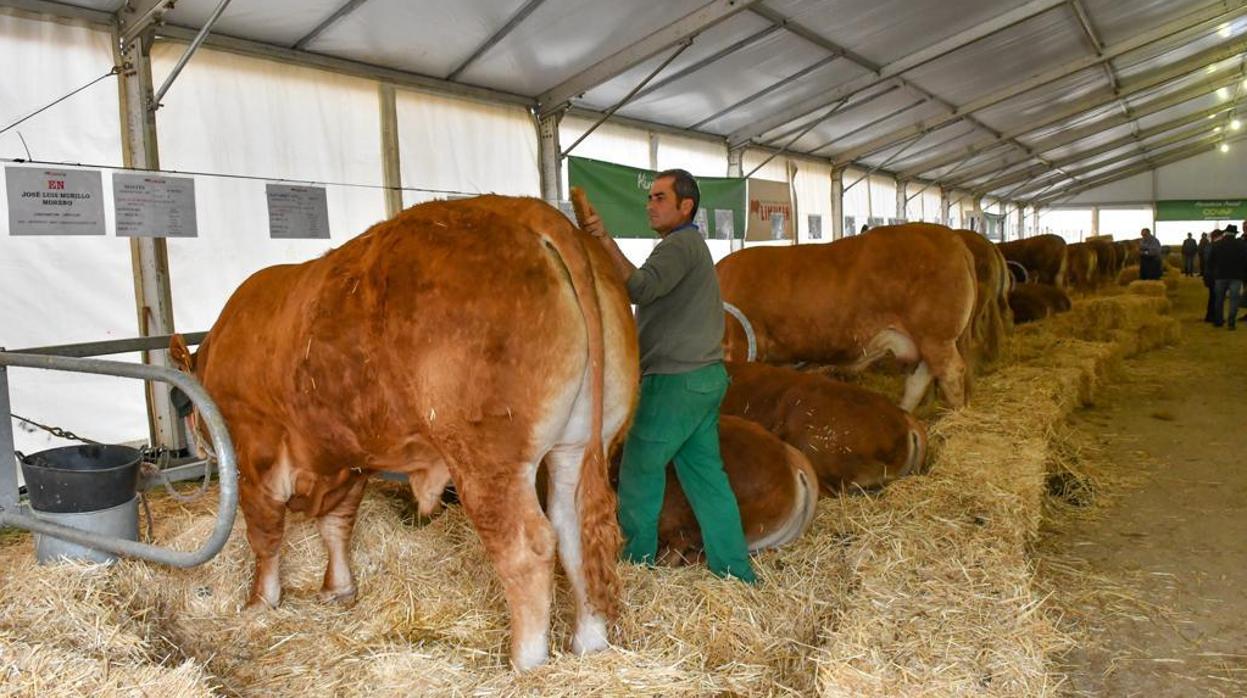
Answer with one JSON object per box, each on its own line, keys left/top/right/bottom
{"left": 1209, "top": 224, "right": 1247, "bottom": 329}
{"left": 1197, "top": 232, "right": 1210, "bottom": 276}
{"left": 1204, "top": 229, "right": 1223, "bottom": 323}
{"left": 1139, "top": 228, "right": 1164, "bottom": 280}
{"left": 1182, "top": 233, "right": 1198, "bottom": 276}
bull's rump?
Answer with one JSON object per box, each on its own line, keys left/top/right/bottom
{"left": 196, "top": 197, "right": 630, "bottom": 477}
{"left": 716, "top": 225, "right": 975, "bottom": 363}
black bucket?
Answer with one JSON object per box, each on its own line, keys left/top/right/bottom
{"left": 19, "top": 444, "right": 141, "bottom": 513}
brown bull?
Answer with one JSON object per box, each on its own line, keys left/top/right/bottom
{"left": 1086, "top": 235, "right": 1120, "bottom": 279}
{"left": 1065, "top": 242, "right": 1099, "bottom": 293}
{"left": 172, "top": 196, "right": 638, "bottom": 671}
{"left": 999, "top": 234, "right": 1068, "bottom": 287}
{"left": 721, "top": 362, "right": 928, "bottom": 494}
{"left": 1008, "top": 283, "right": 1072, "bottom": 323}
{"left": 717, "top": 223, "right": 977, "bottom": 412}
{"left": 648, "top": 415, "right": 819, "bottom": 565}
{"left": 953, "top": 228, "right": 1013, "bottom": 363}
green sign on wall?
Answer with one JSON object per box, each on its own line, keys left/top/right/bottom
{"left": 567, "top": 156, "right": 746, "bottom": 239}
{"left": 1155, "top": 199, "right": 1247, "bottom": 221}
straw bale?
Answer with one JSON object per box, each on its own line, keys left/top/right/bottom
{"left": 1117, "top": 265, "right": 1140, "bottom": 285}
{"left": 1127, "top": 280, "right": 1166, "bottom": 297}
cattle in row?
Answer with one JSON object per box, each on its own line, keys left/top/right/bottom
{"left": 953, "top": 228, "right": 1013, "bottom": 363}
{"left": 1086, "top": 235, "right": 1122, "bottom": 281}
{"left": 999, "top": 234, "right": 1068, "bottom": 287}
{"left": 173, "top": 196, "right": 639, "bottom": 670}
{"left": 1008, "top": 283, "right": 1072, "bottom": 323}
{"left": 721, "top": 362, "right": 928, "bottom": 494}
{"left": 717, "top": 222, "right": 977, "bottom": 412}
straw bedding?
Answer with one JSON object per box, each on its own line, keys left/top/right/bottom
{"left": 0, "top": 284, "right": 1183, "bottom": 696}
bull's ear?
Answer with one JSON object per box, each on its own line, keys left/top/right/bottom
{"left": 169, "top": 333, "right": 194, "bottom": 372}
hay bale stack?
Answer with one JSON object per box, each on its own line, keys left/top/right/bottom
{"left": 1117, "top": 264, "right": 1140, "bottom": 285}
{"left": 1128, "top": 280, "right": 1167, "bottom": 297}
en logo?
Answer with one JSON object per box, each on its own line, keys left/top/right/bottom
{"left": 47, "top": 179, "right": 65, "bottom": 190}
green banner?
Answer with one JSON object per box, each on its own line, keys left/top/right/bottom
{"left": 567, "top": 156, "right": 746, "bottom": 239}
{"left": 1155, "top": 199, "right": 1247, "bottom": 221}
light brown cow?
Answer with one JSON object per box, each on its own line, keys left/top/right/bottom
{"left": 717, "top": 223, "right": 977, "bottom": 412}
{"left": 999, "top": 234, "right": 1069, "bottom": 287}
{"left": 1065, "top": 242, "right": 1099, "bottom": 293}
{"left": 646, "top": 415, "right": 819, "bottom": 565}
{"left": 1086, "top": 235, "right": 1120, "bottom": 281}
{"left": 173, "top": 196, "right": 638, "bottom": 671}
{"left": 953, "top": 228, "right": 1013, "bottom": 363}
{"left": 721, "top": 362, "right": 927, "bottom": 494}
{"left": 1008, "top": 283, "right": 1072, "bottom": 323}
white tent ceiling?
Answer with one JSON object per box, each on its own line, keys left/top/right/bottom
{"left": 9, "top": 0, "right": 1247, "bottom": 206}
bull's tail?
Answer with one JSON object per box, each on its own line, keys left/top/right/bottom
{"left": 554, "top": 188, "right": 620, "bottom": 620}
{"left": 905, "top": 414, "right": 929, "bottom": 476}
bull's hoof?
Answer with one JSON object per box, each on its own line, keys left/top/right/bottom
{"left": 243, "top": 596, "right": 278, "bottom": 614}
{"left": 318, "top": 586, "right": 357, "bottom": 606}
{"left": 571, "top": 616, "right": 609, "bottom": 656}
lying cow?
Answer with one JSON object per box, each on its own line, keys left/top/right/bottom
{"left": 721, "top": 362, "right": 928, "bottom": 494}
{"left": 999, "top": 234, "right": 1068, "bottom": 287}
{"left": 642, "top": 415, "right": 819, "bottom": 565}
{"left": 953, "top": 228, "right": 1013, "bottom": 364}
{"left": 717, "top": 223, "right": 977, "bottom": 411}
{"left": 172, "top": 196, "right": 638, "bottom": 671}
{"left": 1008, "top": 283, "right": 1072, "bottom": 323}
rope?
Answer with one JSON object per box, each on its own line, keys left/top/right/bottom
{"left": 0, "top": 67, "right": 120, "bottom": 137}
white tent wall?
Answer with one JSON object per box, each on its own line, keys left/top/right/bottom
{"left": 842, "top": 166, "right": 869, "bottom": 233}
{"left": 1064, "top": 147, "right": 1247, "bottom": 206}
{"left": 1099, "top": 207, "right": 1156, "bottom": 240}
{"left": 791, "top": 158, "right": 831, "bottom": 243}
{"left": 396, "top": 89, "right": 540, "bottom": 208}
{"left": 868, "top": 174, "right": 896, "bottom": 224}
{"left": 150, "top": 44, "right": 388, "bottom": 335}
{"left": 0, "top": 11, "right": 146, "bottom": 455}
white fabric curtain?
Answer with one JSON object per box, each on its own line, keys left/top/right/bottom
{"left": 842, "top": 166, "right": 869, "bottom": 233}
{"left": 792, "top": 158, "right": 831, "bottom": 243}
{"left": 868, "top": 174, "right": 896, "bottom": 222}
{"left": 657, "top": 132, "right": 725, "bottom": 177}
{"left": 397, "top": 89, "right": 539, "bottom": 207}
{"left": 150, "top": 44, "right": 388, "bottom": 334}
{"left": 0, "top": 12, "right": 142, "bottom": 454}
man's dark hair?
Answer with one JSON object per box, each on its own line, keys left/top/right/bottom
{"left": 656, "top": 168, "right": 700, "bottom": 220}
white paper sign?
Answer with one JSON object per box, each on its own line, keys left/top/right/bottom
{"left": 714, "top": 209, "right": 734, "bottom": 240}
{"left": 5, "top": 166, "right": 106, "bottom": 236}
{"left": 266, "top": 183, "right": 330, "bottom": 239}
{"left": 113, "top": 173, "right": 198, "bottom": 238}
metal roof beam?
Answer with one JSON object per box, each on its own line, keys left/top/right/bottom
{"left": 1035, "top": 131, "right": 1247, "bottom": 205}
{"left": 827, "top": 1, "right": 1247, "bottom": 165}
{"left": 976, "top": 102, "right": 1243, "bottom": 192}
{"left": 689, "top": 53, "right": 840, "bottom": 130}
{"left": 933, "top": 69, "right": 1247, "bottom": 185}
{"left": 446, "top": 0, "right": 546, "bottom": 81}
{"left": 629, "top": 23, "right": 783, "bottom": 103}
{"left": 1015, "top": 129, "right": 1221, "bottom": 199}
{"left": 899, "top": 33, "right": 1247, "bottom": 179}
{"left": 536, "top": 0, "right": 759, "bottom": 115}
{"left": 727, "top": 0, "right": 1068, "bottom": 146}
{"left": 0, "top": 0, "right": 112, "bottom": 25}
{"left": 992, "top": 120, "right": 1225, "bottom": 196}
{"left": 293, "top": 0, "right": 373, "bottom": 51}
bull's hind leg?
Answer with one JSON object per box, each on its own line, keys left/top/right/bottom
{"left": 457, "top": 461, "right": 557, "bottom": 671}
{"left": 241, "top": 478, "right": 287, "bottom": 610}
{"left": 315, "top": 475, "right": 368, "bottom": 605}
{"left": 544, "top": 446, "right": 609, "bottom": 656}
{"left": 921, "top": 338, "right": 969, "bottom": 409}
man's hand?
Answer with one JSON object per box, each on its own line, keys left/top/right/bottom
{"left": 582, "top": 212, "right": 608, "bottom": 240}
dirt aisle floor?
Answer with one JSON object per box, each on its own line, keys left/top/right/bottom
{"left": 1039, "top": 278, "right": 1247, "bottom": 696}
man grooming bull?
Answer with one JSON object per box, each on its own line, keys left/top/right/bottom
{"left": 580, "top": 169, "right": 756, "bottom": 584}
